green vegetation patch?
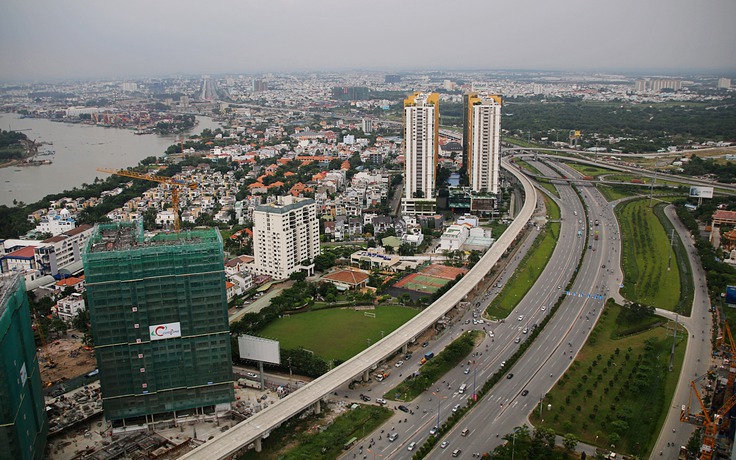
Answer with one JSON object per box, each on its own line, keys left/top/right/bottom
{"left": 616, "top": 199, "right": 681, "bottom": 310}
{"left": 531, "top": 301, "right": 687, "bottom": 457}
{"left": 240, "top": 404, "right": 393, "bottom": 460}
{"left": 597, "top": 184, "right": 641, "bottom": 202}
{"left": 567, "top": 163, "right": 617, "bottom": 178}
{"left": 515, "top": 159, "right": 543, "bottom": 175}
{"left": 384, "top": 331, "right": 482, "bottom": 401}
{"left": 487, "top": 220, "right": 561, "bottom": 319}
{"left": 258, "top": 306, "right": 418, "bottom": 361}
{"left": 538, "top": 181, "right": 560, "bottom": 198}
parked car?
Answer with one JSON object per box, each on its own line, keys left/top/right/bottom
{"left": 398, "top": 405, "right": 409, "bottom": 413}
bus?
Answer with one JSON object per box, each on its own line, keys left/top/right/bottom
{"left": 344, "top": 436, "right": 358, "bottom": 450}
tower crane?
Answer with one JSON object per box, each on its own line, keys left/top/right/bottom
{"left": 97, "top": 168, "right": 196, "bottom": 232}
{"left": 681, "top": 372, "right": 736, "bottom": 459}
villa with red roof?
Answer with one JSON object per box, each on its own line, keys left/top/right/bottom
{"left": 321, "top": 268, "right": 370, "bottom": 291}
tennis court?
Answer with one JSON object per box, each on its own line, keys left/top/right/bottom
{"left": 394, "top": 273, "right": 449, "bottom": 294}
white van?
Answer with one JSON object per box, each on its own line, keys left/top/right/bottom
{"left": 458, "top": 383, "right": 467, "bottom": 394}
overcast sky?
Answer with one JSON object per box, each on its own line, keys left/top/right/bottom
{"left": 2, "top": 0, "right": 735, "bottom": 81}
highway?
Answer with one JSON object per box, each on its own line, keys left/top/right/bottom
{"left": 180, "top": 160, "right": 537, "bottom": 460}
{"left": 420, "top": 160, "right": 620, "bottom": 458}
{"left": 650, "top": 204, "right": 713, "bottom": 459}
{"left": 337, "top": 159, "right": 614, "bottom": 459}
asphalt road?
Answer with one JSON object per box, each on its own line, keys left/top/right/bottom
{"left": 338, "top": 160, "right": 611, "bottom": 459}
{"left": 649, "top": 204, "right": 713, "bottom": 459}
{"left": 419, "top": 162, "right": 619, "bottom": 458}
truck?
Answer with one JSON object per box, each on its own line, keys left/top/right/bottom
{"left": 374, "top": 371, "right": 390, "bottom": 382}
{"left": 420, "top": 351, "right": 434, "bottom": 365}
{"left": 594, "top": 230, "right": 599, "bottom": 241}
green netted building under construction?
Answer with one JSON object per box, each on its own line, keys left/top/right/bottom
{"left": 83, "top": 222, "right": 233, "bottom": 424}
{"left": 0, "top": 273, "right": 48, "bottom": 460}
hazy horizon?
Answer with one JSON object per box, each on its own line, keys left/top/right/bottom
{"left": 2, "top": 0, "right": 735, "bottom": 82}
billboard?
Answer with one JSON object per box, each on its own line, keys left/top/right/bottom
{"left": 727, "top": 286, "right": 736, "bottom": 306}
{"left": 689, "top": 186, "right": 714, "bottom": 198}
{"left": 149, "top": 322, "right": 182, "bottom": 341}
{"left": 238, "top": 335, "right": 281, "bottom": 365}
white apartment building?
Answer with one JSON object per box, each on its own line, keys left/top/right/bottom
{"left": 466, "top": 93, "right": 502, "bottom": 194}
{"left": 252, "top": 196, "right": 320, "bottom": 280}
{"left": 403, "top": 92, "right": 438, "bottom": 216}
{"left": 56, "top": 292, "right": 85, "bottom": 322}
{"left": 34, "top": 224, "right": 94, "bottom": 277}
{"left": 438, "top": 224, "right": 471, "bottom": 252}
{"left": 35, "top": 209, "right": 77, "bottom": 236}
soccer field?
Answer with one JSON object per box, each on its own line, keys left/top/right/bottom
{"left": 258, "top": 306, "right": 419, "bottom": 361}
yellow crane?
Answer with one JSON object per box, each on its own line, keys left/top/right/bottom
{"left": 681, "top": 373, "right": 736, "bottom": 459}
{"left": 97, "top": 168, "right": 196, "bottom": 231}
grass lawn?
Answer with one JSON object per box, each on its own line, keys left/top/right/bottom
{"left": 567, "top": 163, "right": 617, "bottom": 177}
{"left": 597, "top": 184, "right": 642, "bottom": 201}
{"left": 240, "top": 404, "right": 393, "bottom": 460}
{"left": 487, "top": 220, "right": 560, "bottom": 319}
{"left": 616, "top": 199, "right": 681, "bottom": 310}
{"left": 484, "top": 220, "right": 510, "bottom": 239}
{"left": 531, "top": 301, "right": 687, "bottom": 457}
{"left": 539, "top": 181, "right": 560, "bottom": 198}
{"left": 544, "top": 193, "right": 561, "bottom": 221}
{"left": 258, "top": 306, "right": 419, "bottom": 361}
{"left": 515, "top": 159, "right": 543, "bottom": 175}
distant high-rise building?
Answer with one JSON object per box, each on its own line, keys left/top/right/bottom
{"left": 403, "top": 92, "right": 439, "bottom": 216}
{"left": 0, "top": 273, "right": 48, "bottom": 460}
{"left": 718, "top": 77, "right": 732, "bottom": 89}
{"left": 464, "top": 93, "right": 502, "bottom": 194}
{"left": 362, "top": 118, "right": 373, "bottom": 134}
{"left": 636, "top": 78, "right": 682, "bottom": 92}
{"left": 253, "top": 79, "right": 268, "bottom": 92}
{"left": 385, "top": 74, "right": 401, "bottom": 84}
{"left": 331, "top": 86, "right": 370, "bottom": 101}
{"left": 82, "top": 222, "right": 233, "bottom": 423}
{"left": 252, "top": 196, "right": 320, "bottom": 280}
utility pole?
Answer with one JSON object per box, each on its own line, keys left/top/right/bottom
{"left": 669, "top": 314, "right": 678, "bottom": 371}
{"left": 667, "top": 229, "right": 675, "bottom": 271}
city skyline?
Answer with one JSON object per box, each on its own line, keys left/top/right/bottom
{"left": 2, "top": 0, "right": 735, "bottom": 82}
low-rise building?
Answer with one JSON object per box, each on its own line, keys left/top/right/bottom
{"left": 321, "top": 268, "right": 370, "bottom": 291}
{"left": 56, "top": 292, "right": 85, "bottom": 322}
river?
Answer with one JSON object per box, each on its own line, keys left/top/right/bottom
{"left": 0, "top": 113, "right": 221, "bottom": 207}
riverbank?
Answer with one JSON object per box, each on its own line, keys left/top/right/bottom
{"left": 0, "top": 113, "right": 220, "bottom": 207}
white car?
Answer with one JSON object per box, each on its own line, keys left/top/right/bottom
{"left": 541, "top": 305, "right": 546, "bottom": 311}
{"left": 407, "top": 442, "right": 417, "bottom": 451}
{"left": 523, "top": 327, "right": 528, "bottom": 334}
{"left": 395, "top": 360, "right": 404, "bottom": 367}
{"left": 375, "top": 398, "right": 387, "bottom": 405}
{"left": 441, "top": 441, "right": 449, "bottom": 449}
{"left": 518, "top": 315, "right": 524, "bottom": 321}
{"left": 464, "top": 367, "right": 470, "bottom": 374}
{"left": 430, "top": 426, "right": 439, "bottom": 436}
{"left": 452, "top": 404, "right": 461, "bottom": 413}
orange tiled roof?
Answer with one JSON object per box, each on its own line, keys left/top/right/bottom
{"left": 322, "top": 269, "right": 370, "bottom": 286}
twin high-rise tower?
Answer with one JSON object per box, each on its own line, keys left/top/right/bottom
{"left": 464, "top": 93, "right": 503, "bottom": 195}
{"left": 402, "top": 91, "right": 502, "bottom": 215}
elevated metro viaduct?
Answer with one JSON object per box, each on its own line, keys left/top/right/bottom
{"left": 180, "top": 159, "right": 537, "bottom": 460}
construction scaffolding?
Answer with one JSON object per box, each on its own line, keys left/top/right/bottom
{"left": 0, "top": 273, "right": 49, "bottom": 460}
{"left": 82, "top": 222, "right": 234, "bottom": 423}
